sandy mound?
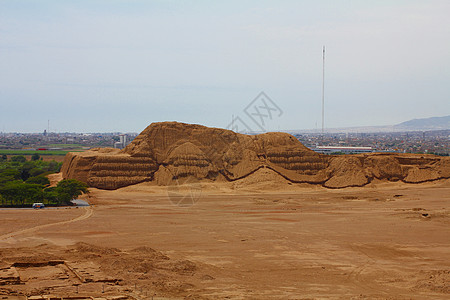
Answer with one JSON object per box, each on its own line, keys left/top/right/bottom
{"left": 47, "top": 172, "right": 63, "bottom": 187}
{"left": 61, "top": 122, "right": 450, "bottom": 189}
{"left": 231, "top": 167, "right": 294, "bottom": 191}
{"left": 324, "top": 156, "right": 368, "bottom": 188}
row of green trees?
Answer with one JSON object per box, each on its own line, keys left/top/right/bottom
{"left": 0, "top": 155, "right": 88, "bottom": 207}
{"left": 0, "top": 179, "right": 88, "bottom": 206}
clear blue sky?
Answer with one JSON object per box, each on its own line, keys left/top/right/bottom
{"left": 1, "top": 0, "right": 449, "bottom": 133}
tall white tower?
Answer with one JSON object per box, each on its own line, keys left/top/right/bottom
{"left": 322, "top": 46, "right": 325, "bottom": 135}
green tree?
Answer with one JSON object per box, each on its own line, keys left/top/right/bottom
{"left": 47, "top": 161, "right": 62, "bottom": 172}
{"left": 0, "top": 169, "right": 21, "bottom": 187}
{"left": 0, "top": 154, "right": 7, "bottom": 162}
{"left": 55, "top": 179, "right": 88, "bottom": 204}
{"left": 19, "top": 161, "right": 37, "bottom": 181}
{"left": 21, "top": 183, "right": 44, "bottom": 204}
{"left": 0, "top": 169, "right": 21, "bottom": 179}
{"left": 10, "top": 155, "right": 26, "bottom": 163}
{"left": 31, "top": 153, "right": 40, "bottom": 161}
{"left": 0, "top": 182, "right": 42, "bottom": 206}
{"left": 43, "top": 187, "right": 59, "bottom": 204}
{"left": 0, "top": 181, "right": 20, "bottom": 205}
{"left": 26, "top": 175, "right": 50, "bottom": 186}
{"left": 29, "top": 167, "right": 46, "bottom": 177}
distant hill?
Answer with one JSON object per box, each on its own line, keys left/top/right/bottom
{"left": 394, "top": 115, "right": 450, "bottom": 131}
{"left": 287, "top": 115, "right": 450, "bottom": 134}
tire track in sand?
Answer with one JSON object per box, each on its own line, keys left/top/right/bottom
{"left": 0, "top": 206, "right": 93, "bottom": 241}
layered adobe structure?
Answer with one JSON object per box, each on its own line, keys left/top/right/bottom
{"left": 61, "top": 122, "right": 450, "bottom": 189}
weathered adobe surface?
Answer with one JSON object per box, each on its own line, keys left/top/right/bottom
{"left": 61, "top": 122, "right": 450, "bottom": 189}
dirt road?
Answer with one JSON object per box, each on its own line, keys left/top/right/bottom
{"left": 0, "top": 206, "right": 93, "bottom": 241}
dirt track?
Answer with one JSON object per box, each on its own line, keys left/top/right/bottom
{"left": 0, "top": 206, "right": 93, "bottom": 241}
{"left": 0, "top": 180, "right": 449, "bottom": 299}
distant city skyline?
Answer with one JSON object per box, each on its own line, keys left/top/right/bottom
{"left": 1, "top": 1, "right": 449, "bottom": 133}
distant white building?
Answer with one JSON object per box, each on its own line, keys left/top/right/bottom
{"left": 119, "top": 134, "right": 127, "bottom": 145}
{"left": 114, "top": 134, "right": 128, "bottom": 149}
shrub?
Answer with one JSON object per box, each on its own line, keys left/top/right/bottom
{"left": 25, "top": 175, "right": 50, "bottom": 186}
{"left": 55, "top": 179, "right": 89, "bottom": 205}
{"left": 10, "top": 155, "right": 26, "bottom": 163}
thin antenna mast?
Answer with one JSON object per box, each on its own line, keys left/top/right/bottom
{"left": 322, "top": 46, "right": 325, "bottom": 135}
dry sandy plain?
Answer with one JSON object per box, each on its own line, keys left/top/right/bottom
{"left": 0, "top": 174, "right": 449, "bottom": 299}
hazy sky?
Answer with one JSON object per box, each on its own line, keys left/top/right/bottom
{"left": 1, "top": 0, "right": 449, "bottom": 133}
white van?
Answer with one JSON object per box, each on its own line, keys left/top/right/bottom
{"left": 32, "top": 203, "right": 45, "bottom": 209}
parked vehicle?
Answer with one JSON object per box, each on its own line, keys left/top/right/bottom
{"left": 32, "top": 203, "right": 45, "bottom": 209}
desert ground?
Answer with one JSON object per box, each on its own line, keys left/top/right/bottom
{"left": 0, "top": 176, "right": 449, "bottom": 299}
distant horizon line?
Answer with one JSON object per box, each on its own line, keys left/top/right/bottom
{"left": 1, "top": 115, "right": 448, "bottom": 135}
{"left": 1, "top": 126, "right": 449, "bottom": 135}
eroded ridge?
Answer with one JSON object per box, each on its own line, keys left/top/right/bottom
{"left": 61, "top": 122, "right": 450, "bottom": 189}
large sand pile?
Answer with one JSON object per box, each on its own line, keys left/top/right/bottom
{"left": 61, "top": 122, "right": 450, "bottom": 189}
